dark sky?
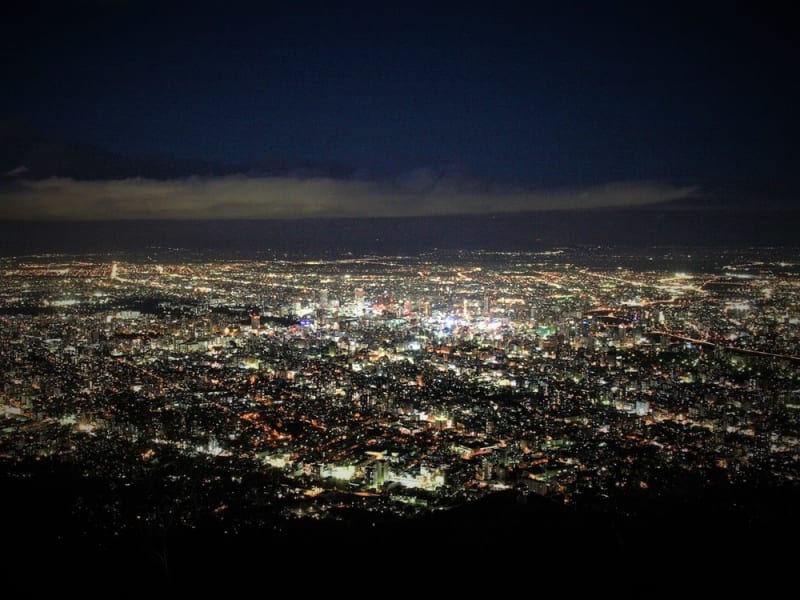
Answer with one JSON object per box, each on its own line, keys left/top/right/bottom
{"left": 1, "top": 1, "right": 797, "bottom": 219}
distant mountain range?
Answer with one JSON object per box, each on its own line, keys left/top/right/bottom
{"left": 1, "top": 124, "right": 797, "bottom": 254}
{"left": 0, "top": 123, "right": 355, "bottom": 180}
{"left": 3, "top": 124, "right": 798, "bottom": 208}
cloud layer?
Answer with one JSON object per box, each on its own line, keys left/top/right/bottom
{"left": 0, "top": 175, "right": 698, "bottom": 220}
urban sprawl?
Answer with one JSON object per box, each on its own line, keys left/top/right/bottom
{"left": 1, "top": 247, "right": 798, "bottom": 533}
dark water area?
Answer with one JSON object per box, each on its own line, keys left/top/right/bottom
{"left": 0, "top": 209, "right": 797, "bottom": 258}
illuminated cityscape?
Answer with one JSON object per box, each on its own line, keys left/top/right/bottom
{"left": 4, "top": 2, "right": 799, "bottom": 591}
{"left": 2, "top": 247, "right": 798, "bottom": 531}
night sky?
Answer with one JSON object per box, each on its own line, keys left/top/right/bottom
{"left": 0, "top": 1, "right": 797, "bottom": 220}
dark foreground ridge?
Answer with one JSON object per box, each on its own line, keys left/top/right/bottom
{"left": 2, "top": 460, "right": 797, "bottom": 595}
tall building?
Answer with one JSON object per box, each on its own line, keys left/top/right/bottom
{"left": 375, "top": 459, "right": 387, "bottom": 487}
{"left": 354, "top": 288, "right": 365, "bottom": 305}
{"left": 421, "top": 301, "right": 431, "bottom": 317}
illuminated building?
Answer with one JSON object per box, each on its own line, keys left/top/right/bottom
{"left": 375, "top": 459, "right": 387, "bottom": 487}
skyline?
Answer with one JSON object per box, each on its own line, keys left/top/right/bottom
{"left": 1, "top": 3, "right": 797, "bottom": 221}
{"left": 1, "top": 246, "right": 798, "bottom": 586}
